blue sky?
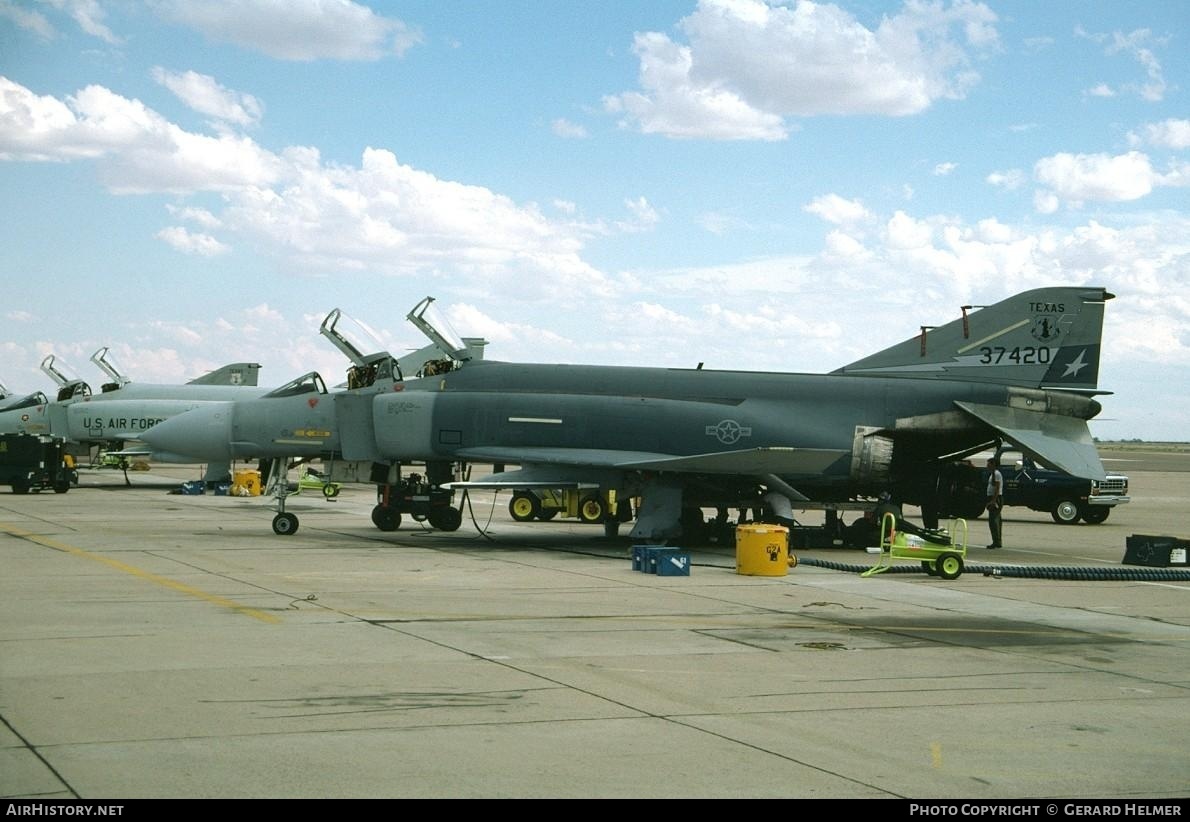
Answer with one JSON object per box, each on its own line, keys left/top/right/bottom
{"left": 1, "top": 0, "right": 1187, "bottom": 441}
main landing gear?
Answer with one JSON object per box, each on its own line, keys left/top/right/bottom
{"left": 370, "top": 469, "right": 463, "bottom": 533}
{"left": 263, "top": 459, "right": 465, "bottom": 537}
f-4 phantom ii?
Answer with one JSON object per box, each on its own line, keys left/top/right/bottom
{"left": 142, "top": 286, "right": 1114, "bottom": 541}
{"left": 141, "top": 299, "right": 489, "bottom": 533}
{"left": 0, "top": 349, "right": 267, "bottom": 479}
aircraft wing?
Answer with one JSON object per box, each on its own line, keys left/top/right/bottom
{"left": 615, "top": 447, "right": 846, "bottom": 474}
{"left": 105, "top": 446, "right": 153, "bottom": 457}
{"left": 955, "top": 401, "right": 1106, "bottom": 480}
{"left": 452, "top": 445, "right": 846, "bottom": 476}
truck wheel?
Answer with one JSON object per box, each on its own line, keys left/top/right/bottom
{"left": 1080, "top": 506, "right": 1110, "bottom": 524}
{"left": 537, "top": 508, "right": 559, "bottom": 521}
{"left": 578, "top": 495, "right": 606, "bottom": 524}
{"left": 53, "top": 482, "right": 70, "bottom": 494}
{"left": 1051, "top": 499, "right": 1080, "bottom": 524}
{"left": 12, "top": 482, "right": 29, "bottom": 495}
{"left": 322, "top": 484, "right": 340, "bottom": 499}
{"left": 509, "top": 491, "right": 541, "bottom": 522}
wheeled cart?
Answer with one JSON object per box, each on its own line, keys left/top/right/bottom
{"left": 862, "top": 512, "right": 969, "bottom": 580}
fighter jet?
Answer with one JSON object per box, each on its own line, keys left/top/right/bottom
{"left": 142, "top": 286, "right": 1115, "bottom": 541}
{"left": 0, "top": 351, "right": 267, "bottom": 480}
{"left": 139, "top": 300, "right": 488, "bottom": 533}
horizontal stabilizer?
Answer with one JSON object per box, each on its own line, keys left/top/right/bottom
{"left": 956, "top": 401, "right": 1105, "bottom": 480}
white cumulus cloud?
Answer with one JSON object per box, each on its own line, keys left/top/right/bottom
{"left": 604, "top": 0, "right": 1000, "bottom": 140}
{"left": 152, "top": 68, "right": 263, "bottom": 128}
{"left": 156, "top": 226, "right": 230, "bottom": 256}
{"left": 153, "top": 0, "right": 423, "bottom": 61}
{"left": 1034, "top": 151, "right": 1158, "bottom": 207}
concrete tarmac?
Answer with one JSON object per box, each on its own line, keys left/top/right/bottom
{"left": 1, "top": 456, "right": 1188, "bottom": 799}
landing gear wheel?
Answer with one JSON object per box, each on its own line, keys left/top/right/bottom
{"left": 1080, "top": 505, "right": 1110, "bottom": 524}
{"left": 372, "top": 505, "right": 401, "bottom": 532}
{"left": 578, "top": 495, "right": 606, "bottom": 524}
{"left": 272, "top": 512, "right": 299, "bottom": 536}
{"left": 428, "top": 506, "right": 462, "bottom": 532}
{"left": 922, "top": 561, "right": 937, "bottom": 576}
{"left": 1051, "top": 499, "right": 1080, "bottom": 524}
{"left": 509, "top": 491, "right": 541, "bottom": 522}
{"left": 935, "top": 552, "right": 964, "bottom": 580}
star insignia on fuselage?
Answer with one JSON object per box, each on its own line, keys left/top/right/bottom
{"left": 706, "top": 419, "right": 752, "bottom": 445}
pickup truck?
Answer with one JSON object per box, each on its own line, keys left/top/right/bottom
{"left": 925, "top": 452, "right": 1130, "bottom": 525}
{"left": 1000, "top": 455, "right": 1131, "bottom": 524}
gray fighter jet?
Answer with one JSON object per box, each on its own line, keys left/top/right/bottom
{"left": 139, "top": 299, "right": 488, "bottom": 533}
{"left": 0, "top": 351, "right": 267, "bottom": 479}
{"left": 142, "top": 286, "right": 1115, "bottom": 541}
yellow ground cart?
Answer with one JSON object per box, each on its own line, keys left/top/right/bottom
{"left": 861, "top": 512, "right": 969, "bottom": 580}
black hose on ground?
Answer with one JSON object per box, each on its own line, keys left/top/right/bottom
{"left": 980, "top": 564, "right": 1190, "bottom": 581}
{"left": 796, "top": 556, "right": 1190, "bottom": 581}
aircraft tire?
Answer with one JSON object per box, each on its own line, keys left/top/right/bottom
{"left": 935, "top": 552, "right": 963, "bottom": 580}
{"left": 272, "top": 512, "right": 299, "bottom": 536}
{"left": 1079, "top": 505, "right": 1110, "bottom": 524}
{"left": 1051, "top": 499, "right": 1080, "bottom": 524}
{"left": 509, "top": 492, "right": 541, "bottom": 522}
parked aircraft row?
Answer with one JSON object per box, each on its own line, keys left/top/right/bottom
{"left": 0, "top": 348, "right": 267, "bottom": 481}
{"left": 5, "top": 286, "right": 1116, "bottom": 543}
{"left": 122, "top": 286, "right": 1117, "bottom": 542}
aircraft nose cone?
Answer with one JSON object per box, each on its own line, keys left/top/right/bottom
{"left": 142, "top": 403, "right": 235, "bottom": 460}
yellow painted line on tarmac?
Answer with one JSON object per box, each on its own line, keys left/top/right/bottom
{"left": 931, "top": 741, "right": 943, "bottom": 769}
{"left": 1, "top": 524, "right": 280, "bottom": 624}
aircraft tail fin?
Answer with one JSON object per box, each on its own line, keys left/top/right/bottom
{"left": 833, "top": 286, "right": 1113, "bottom": 390}
{"left": 187, "top": 362, "right": 262, "bottom": 387}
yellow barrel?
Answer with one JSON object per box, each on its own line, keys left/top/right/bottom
{"left": 231, "top": 469, "right": 262, "bottom": 496}
{"left": 736, "top": 523, "right": 790, "bottom": 576}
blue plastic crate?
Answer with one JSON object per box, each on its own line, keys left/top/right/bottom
{"left": 656, "top": 552, "right": 691, "bottom": 576}
{"left": 631, "top": 544, "right": 652, "bottom": 572}
{"left": 645, "top": 546, "right": 682, "bottom": 574}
